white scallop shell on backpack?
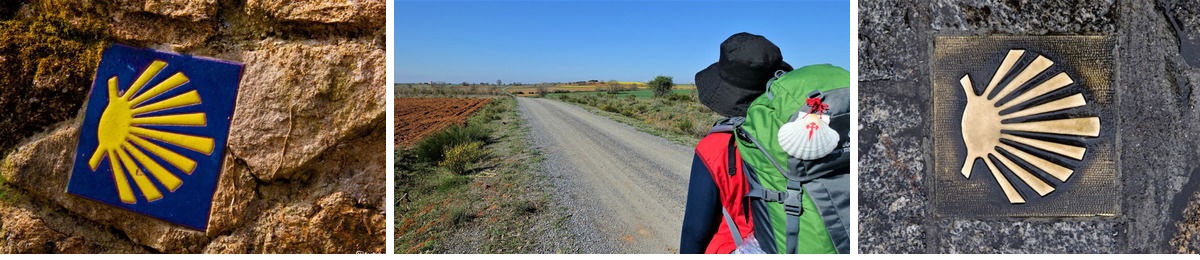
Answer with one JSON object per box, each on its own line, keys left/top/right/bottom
{"left": 777, "top": 111, "right": 839, "bottom": 160}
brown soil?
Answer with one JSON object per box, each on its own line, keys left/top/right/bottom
{"left": 394, "top": 98, "right": 492, "bottom": 148}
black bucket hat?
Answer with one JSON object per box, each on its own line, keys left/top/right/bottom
{"left": 696, "top": 32, "right": 792, "bottom": 117}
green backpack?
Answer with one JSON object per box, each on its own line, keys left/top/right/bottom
{"left": 734, "top": 64, "right": 850, "bottom": 254}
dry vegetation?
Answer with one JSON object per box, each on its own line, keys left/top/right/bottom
{"left": 395, "top": 96, "right": 562, "bottom": 253}
{"left": 395, "top": 84, "right": 507, "bottom": 97}
{"left": 395, "top": 82, "right": 697, "bottom": 98}
{"left": 554, "top": 91, "right": 720, "bottom": 146}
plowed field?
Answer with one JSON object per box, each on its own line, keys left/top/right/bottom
{"left": 395, "top": 98, "right": 491, "bottom": 148}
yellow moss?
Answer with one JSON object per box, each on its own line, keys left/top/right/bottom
{"left": 0, "top": 3, "right": 107, "bottom": 152}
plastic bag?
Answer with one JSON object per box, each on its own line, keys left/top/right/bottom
{"left": 732, "top": 232, "right": 767, "bottom": 254}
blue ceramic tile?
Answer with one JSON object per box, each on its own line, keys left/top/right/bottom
{"left": 67, "top": 44, "right": 243, "bottom": 231}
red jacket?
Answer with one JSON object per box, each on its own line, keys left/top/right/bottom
{"left": 691, "top": 132, "right": 753, "bottom": 253}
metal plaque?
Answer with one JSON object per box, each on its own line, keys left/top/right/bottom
{"left": 67, "top": 44, "right": 243, "bottom": 230}
{"left": 931, "top": 36, "right": 1117, "bottom": 217}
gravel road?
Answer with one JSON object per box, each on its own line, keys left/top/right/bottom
{"left": 517, "top": 97, "right": 692, "bottom": 253}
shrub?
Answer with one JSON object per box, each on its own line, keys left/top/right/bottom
{"left": 675, "top": 119, "right": 694, "bottom": 134}
{"left": 619, "top": 108, "right": 637, "bottom": 118}
{"left": 440, "top": 141, "right": 487, "bottom": 175}
{"left": 492, "top": 102, "right": 509, "bottom": 114}
{"left": 414, "top": 124, "right": 490, "bottom": 162}
{"left": 666, "top": 93, "right": 693, "bottom": 102}
{"left": 601, "top": 103, "right": 620, "bottom": 113}
{"left": 603, "top": 84, "right": 623, "bottom": 94}
{"left": 649, "top": 75, "right": 674, "bottom": 97}
{"left": 635, "top": 104, "right": 650, "bottom": 113}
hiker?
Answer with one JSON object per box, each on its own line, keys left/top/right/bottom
{"left": 680, "top": 32, "right": 851, "bottom": 254}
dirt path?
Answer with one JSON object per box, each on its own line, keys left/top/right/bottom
{"left": 517, "top": 97, "right": 692, "bottom": 253}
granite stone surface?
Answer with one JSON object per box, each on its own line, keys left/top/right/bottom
{"left": 859, "top": 0, "right": 1200, "bottom": 253}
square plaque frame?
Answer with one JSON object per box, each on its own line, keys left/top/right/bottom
{"left": 931, "top": 36, "right": 1118, "bottom": 217}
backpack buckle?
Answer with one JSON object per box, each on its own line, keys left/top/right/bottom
{"left": 783, "top": 189, "right": 804, "bottom": 216}
{"left": 749, "top": 189, "right": 786, "bottom": 203}
{"left": 765, "top": 190, "right": 785, "bottom": 202}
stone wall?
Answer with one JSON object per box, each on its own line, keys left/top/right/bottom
{"left": 0, "top": 0, "right": 384, "bottom": 253}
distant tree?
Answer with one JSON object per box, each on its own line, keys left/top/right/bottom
{"left": 649, "top": 75, "right": 674, "bottom": 97}
{"left": 536, "top": 84, "right": 550, "bottom": 97}
{"left": 602, "top": 80, "right": 615, "bottom": 91}
{"left": 603, "top": 84, "right": 621, "bottom": 94}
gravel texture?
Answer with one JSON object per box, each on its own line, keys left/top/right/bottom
{"left": 518, "top": 97, "right": 692, "bottom": 253}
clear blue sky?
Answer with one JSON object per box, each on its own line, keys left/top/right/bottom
{"left": 396, "top": 0, "right": 850, "bottom": 84}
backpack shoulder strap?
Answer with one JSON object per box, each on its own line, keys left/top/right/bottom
{"left": 709, "top": 117, "right": 744, "bottom": 176}
{"left": 720, "top": 208, "right": 743, "bottom": 247}
{"left": 708, "top": 117, "right": 744, "bottom": 134}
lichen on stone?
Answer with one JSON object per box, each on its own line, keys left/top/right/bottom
{"left": 0, "top": 4, "right": 107, "bottom": 153}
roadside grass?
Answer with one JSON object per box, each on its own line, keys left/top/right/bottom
{"left": 395, "top": 96, "right": 557, "bottom": 253}
{"left": 552, "top": 91, "right": 721, "bottom": 146}
{"left": 413, "top": 125, "right": 489, "bottom": 163}
{"left": 546, "top": 89, "right": 695, "bottom": 99}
